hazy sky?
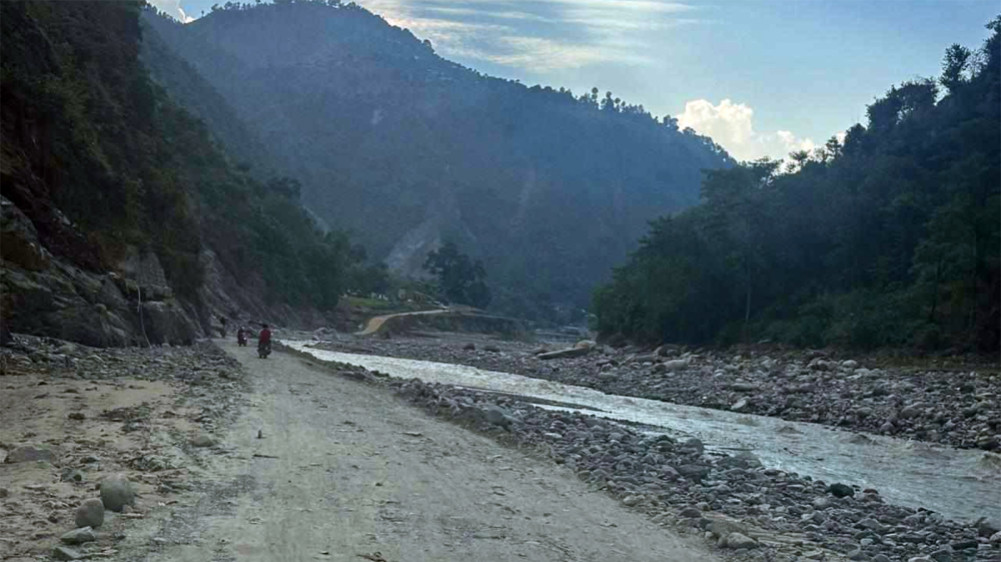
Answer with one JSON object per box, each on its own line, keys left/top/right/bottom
{"left": 152, "top": 0, "right": 998, "bottom": 161}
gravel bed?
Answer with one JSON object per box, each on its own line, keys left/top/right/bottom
{"left": 294, "top": 350, "right": 1001, "bottom": 562}
{"left": 315, "top": 336, "right": 1001, "bottom": 451}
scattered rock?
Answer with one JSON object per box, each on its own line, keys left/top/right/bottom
{"left": 537, "top": 347, "right": 591, "bottom": 360}
{"left": 75, "top": 498, "right": 105, "bottom": 528}
{"left": 977, "top": 517, "right": 1000, "bottom": 537}
{"left": 189, "top": 433, "right": 216, "bottom": 447}
{"left": 60, "top": 527, "right": 96, "bottom": 545}
{"left": 661, "top": 358, "right": 691, "bottom": 371}
{"left": 52, "top": 546, "right": 84, "bottom": 560}
{"left": 100, "top": 474, "right": 134, "bottom": 512}
{"left": 826, "top": 482, "right": 854, "bottom": 498}
{"left": 483, "top": 405, "right": 514, "bottom": 428}
{"left": 61, "top": 468, "right": 84, "bottom": 482}
{"left": 723, "top": 532, "right": 758, "bottom": 549}
{"left": 5, "top": 445, "right": 56, "bottom": 464}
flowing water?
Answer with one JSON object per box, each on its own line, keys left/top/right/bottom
{"left": 286, "top": 341, "right": 1001, "bottom": 523}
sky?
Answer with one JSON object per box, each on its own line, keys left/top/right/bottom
{"left": 151, "top": 0, "right": 998, "bottom": 161}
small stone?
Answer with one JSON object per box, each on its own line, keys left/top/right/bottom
{"left": 52, "top": 546, "right": 83, "bottom": 560}
{"left": 75, "top": 498, "right": 104, "bottom": 528}
{"left": 680, "top": 507, "right": 702, "bottom": 518}
{"left": 724, "top": 532, "right": 758, "bottom": 549}
{"left": 730, "top": 398, "right": 748, "bottom": 412}
{"left": 812, "top": 497, "right": 832, "bottom": 510}
{"left": 483, "top": 405, "right": 513, "bottom": 428}
{"left": 6, "top": 445, "right": 56, "bottom": 464}
{"left": 60, "top": 527, "right": 96, "bottom": 545}
{"left": 189, "top": 433, "right": 215, "bottom": 447}
{"left": 977, "top": 517, "right": 1000, "bottom": 537}
{"left": 676, "top": 464, "right": 710, "bottom": 481}
{"left": 858, "top": 517, "right": 885, "bottom": 533}
{"left": 68, "top": 412, "right": 86, "bottom": 420}
{"left": 928, "top": 546, "right": 953, "bottom": 562}
{"left": 621, "top": 495, "right": 641, "bottom": 506}
{"left": 100, "top": 474, "right": 134, "bottom": 512}
{"left": 826, "top": 482, "right": 854, "bottom": 498}
{"left": 61, "top": 469, "right": 85, "bottom": 483}
{"left": 462, "top": 343, "right": 476, "bottom": 351}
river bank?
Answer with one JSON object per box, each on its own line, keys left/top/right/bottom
{"left": 0, "top": 334, "right": 245, "bottom": 561}
{"left": 284, "top": 341, "right": 1001, "bottom": 562}
{"left": 310, "top": 334, "right": 1001, "bottom": 451}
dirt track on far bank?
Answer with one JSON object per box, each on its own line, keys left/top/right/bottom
{"left": 125, "top": 341, "right": 719, "bottom": 562}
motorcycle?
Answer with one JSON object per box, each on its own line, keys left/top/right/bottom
{"left": 237, "top": 330, "right": 248, "bottom": 347}
{"left": 258, "top": 340, "right": 271, "bottom": 359}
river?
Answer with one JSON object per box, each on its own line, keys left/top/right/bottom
{"left": 285, "top": 340, "right": 1001, "bottom": 523}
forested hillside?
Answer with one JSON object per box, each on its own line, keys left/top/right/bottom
{"left": 1, "top": 1, "right": 375, "bottom": 344}
{"left": 141, "top": 1, "right": 731, "bottom": 322}
{"left": 594, "top": 18, "right": 1000, "bottom": 352}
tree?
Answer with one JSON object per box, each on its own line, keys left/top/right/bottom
{"left": 423, "top": 242, "right": 491, "bottom": 308}
{"left": 941, "top": 44, "right": 972, "bottom": 92}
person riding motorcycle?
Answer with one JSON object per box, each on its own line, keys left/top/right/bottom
{"left": 258, "top": 324, "right": 272, "bottom": 358}
{"left": 237, "top": 327, "right": 247, "bottom": 347}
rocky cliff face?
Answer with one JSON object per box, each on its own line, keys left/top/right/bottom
{"left": 1, "top": 197, "right": 201, "bottom": 346}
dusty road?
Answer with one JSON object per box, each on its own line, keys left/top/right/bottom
{"left": 131, "top": 341, "right": 718, "bottom": 562}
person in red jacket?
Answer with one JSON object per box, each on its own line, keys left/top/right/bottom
{"left": 258, "top": 324, "right": 272, "bottom": 358}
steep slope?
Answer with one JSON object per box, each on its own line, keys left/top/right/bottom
{"left": 0, "top": 1, "right": 361, "bottom": 345}
{"left": 142, "top": 2, "right": 731, "bottom": 321}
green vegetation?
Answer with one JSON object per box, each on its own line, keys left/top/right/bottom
{"left": 141, "top": 2, "right": 731, "bottom": 323}
{"left": 594, "top": 19, "right": 1000, "bottom": 352}
{"left": 423, "top": 242, "right": 491, "bottom": 309}
{"left": 1, "top": 1, "right": 382, "bottom": 312}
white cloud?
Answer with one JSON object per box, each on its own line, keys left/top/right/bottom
{"left": 676, "top": 98, "right": 816, "bottom": 162}
{"left": 149, "top": 0, "right": 195, "bottom": 23}
{"left": 359, "top": 0, "right": 700, "bottom": 70}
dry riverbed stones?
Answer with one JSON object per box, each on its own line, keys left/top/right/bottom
{"left": 320, "top": 337, "right": 1001, "bottom": 451}
{"left": 374, "top": 368, "right": 997, "bottom": 561}
{"left": 1, "top": 333, "right": 248, "bottom": 560}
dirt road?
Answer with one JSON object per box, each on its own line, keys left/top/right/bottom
{"left": 130, "top": 341, "right": 718, "bottom": 562}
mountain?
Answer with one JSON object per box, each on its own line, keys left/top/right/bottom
{"left": 0, "top": 0, "right": 372, "bottom": 345}
{"left": 594, "top": 17, "right": 1001, "bottom": 352}
{"left": 141, "top": 1, "right": 731, "bottom": 322}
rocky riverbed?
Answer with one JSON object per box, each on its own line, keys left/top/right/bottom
{"left": 285, "top": 345, "right": 1001, "bottom": 562}
{"left": 311, "top": 335, "right": 1001, "bottom": 451}
{"left": 0, "top": 334, "right": 246, "bottom": 561}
